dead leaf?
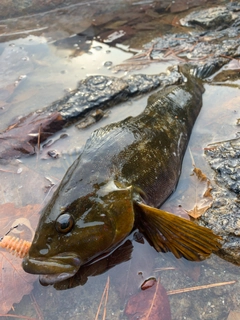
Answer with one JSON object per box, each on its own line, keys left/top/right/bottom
{"left": 0, "top": 162, "right": 55, "bottom": 207}
{"left": 124, "top": 278, "right": 171, "bottom": 320}
{"left": 110, "top": 237, "right": 156, "bottom": 302}
{"left": 0, "top": 203, "right": 41, "bottom": 314}
{"left": 0, "top": 203, "right": 41, "bottom": 239}
{"left": 186, "top": 166, "right": 213, "bottom": 219}
{"left": 227, "top": 310, "right": 240, "bottom": 320}
{"left": 0, "top": 111, "right": 66, "bottom": 159}
{"left": 0, "top": 251, "right": 37, "bottom": 314}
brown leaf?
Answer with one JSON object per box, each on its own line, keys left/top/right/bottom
{"left": 0, "top": 203, "right": 41, "bottom": 314}
{"left": 110, "top": 237, "right": 156, "bottom": 302}
{"left": 186, "top": 166, "right": 213, "bottom": 219}
{"left": 0, "top": 111, "right": 66, "bottom": 159}
{"left": 0, "top": 251, "right": 37, "bottom": 314}
{"left": 0, "top": 203, "right": 41, "bottom": 239}
{"left": 227, "top": 310, "right": 240, "bottom": 320}
{"left": 124, "top": 278, "right": 171, "bottom": 320}
{"left": 0, "top": 163, "right": 52, "bottom": 207}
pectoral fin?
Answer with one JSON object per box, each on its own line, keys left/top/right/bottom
{"left": 135, "top": 202, "right": 222, "bottom": 261}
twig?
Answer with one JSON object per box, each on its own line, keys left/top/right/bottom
{"left": 30, "top": 293, "right": 44, "bottom": 320}
{"left": 0, "top": 314, "right": 37, "bottom": 319}
{"left": 219, "top": 54, "right": 240, "bottom": 61}
{"left": 167, "top": 280, "right": 236, "bottom": 295}
{"left": 145, "top": 278, "right": 160, "bottom": 318}
{"left": 37, "top": 123, "right": 42, "bottom": 151}
{"left": 103, "top": 276, "right": 109, "bottom": 320}
{"left": 207, "top": 136, "right": 240, "bottom": 146}
{"left": 154, "top": 267, "right": 175, "bottom": 272}
{"left": 94, "top": 276, "right": 110, "bottom": 320}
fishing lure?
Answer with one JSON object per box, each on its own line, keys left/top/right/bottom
{"left": 0, "top": 235, "right": 31, "bottom": 259}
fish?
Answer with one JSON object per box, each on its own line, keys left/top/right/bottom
{"left": 22, "top": 64, "right": 222, "bottom": 284}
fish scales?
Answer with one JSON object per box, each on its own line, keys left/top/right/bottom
{"left": 22, "top": 65, "right": 221, "bottom": 284}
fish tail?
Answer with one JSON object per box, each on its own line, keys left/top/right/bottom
{"left": 135, "top": 202, "right": 222, "bottom": 261}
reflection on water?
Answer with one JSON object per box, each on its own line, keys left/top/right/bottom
{"left": 0, "top": 0, "right": 239, "bottom": 319}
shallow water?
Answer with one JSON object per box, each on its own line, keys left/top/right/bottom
{"left": 0, "top": 1, "right": 239, "bottom": 319}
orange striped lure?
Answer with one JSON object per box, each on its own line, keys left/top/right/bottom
{"left": 0, "top": 235, "right": 31, "bottom": 258}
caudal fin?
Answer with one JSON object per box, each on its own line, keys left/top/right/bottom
{"left": 135, "top": 202, "right": 222, "bottom": 261}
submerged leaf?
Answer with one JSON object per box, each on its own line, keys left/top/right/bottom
{"left": 186, "top": 166, "right": 213, "bottom": 219}
{"left": 0, "top": 203, "right": 41, "bottom": 239}
{"left": 124, "top": 278, "right": 171, "bottom": 320}
{"left": 227, "top": 310, "right": 240, "bottom": 320}
{"left": 0, "top": 111, "right": 66, "bottom": 159}
{"left": 0, "top": 203, "right": 40, "bottom": 314}
{"left": 0, "top": 248, "right": 37, "bottom": 314}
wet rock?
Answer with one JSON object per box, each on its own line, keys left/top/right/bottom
{"left": 133, "top": 7, "right": 240, "bottom": 77}
{"left": 180, "top": 6, "right": 235, "bottom": 29}
{"left": 75, "top": 109, "right": 108, "bottom": 129}
{"left": 210, "top": 59, "right": 240, "bottom": 82}
{"left": 47, "top": 150, "right": 60, "bottom": 158}
{"left": 201, "top": 138, "right": 240, "bottom": 265}
{"left": 207, "top": 140, "right": 240, "bottom": 194}
{"left": 52, "top": 71, "right": 181, "bottom": 121}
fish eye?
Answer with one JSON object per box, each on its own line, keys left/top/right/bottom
{"left": 55, "top": 213, "right": 74, "bottom": 233}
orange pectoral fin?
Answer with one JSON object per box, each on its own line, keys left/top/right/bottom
{"left": 134, "top": 202, "right": 222, "bottom": 261}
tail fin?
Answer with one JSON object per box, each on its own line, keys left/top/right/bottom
{"left": 135, "top": 202, "right": 222, "bottom": 261}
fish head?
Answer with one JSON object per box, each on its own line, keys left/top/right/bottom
{"left": 22, "top": 180, "right": 134, "bottom": 284}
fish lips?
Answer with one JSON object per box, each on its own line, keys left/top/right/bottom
{"left": 22, "top": 253, "right": 81, "bottom": 284}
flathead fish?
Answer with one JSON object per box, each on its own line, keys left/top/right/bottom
{"left": 22, "top": 65, "right": 221, "bottom": 284}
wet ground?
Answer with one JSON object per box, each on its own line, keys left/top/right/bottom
{"left": 0, "top": 1, "right": 239, "bottom": 319}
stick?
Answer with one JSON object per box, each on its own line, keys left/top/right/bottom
{"left": 167, "top": 280, "right": 236, "bottom": 295}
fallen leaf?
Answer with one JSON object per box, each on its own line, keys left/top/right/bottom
{"left": 186, "top": 166, "right": 213, "bottom": 218}
{"left": 110, "top": 236, "right": 156, "bottom": 302}
{"left": 227, "top": 310, "right": 240, "bottom": 320}
{"left": 0, "top": 203, "right": 41, "bottom": 240}
{"left": 0, "top": 203, "right": 41, "bottom": 314}
{"left": 0, "top": 111, "right": 66, "bottom": 159}
{"left": 0, "top": 250, "right": 37, "bottom": 314}
{"left": 124, "top": 278, "right": 171, "bottom": 320}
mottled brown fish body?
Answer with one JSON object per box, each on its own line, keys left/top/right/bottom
{"left": 22, "top": 65, "right": 221, "bottom": 284}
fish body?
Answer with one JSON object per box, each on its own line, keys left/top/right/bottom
{"left": 22, "top": 65, "right": 221, "bottom": 284}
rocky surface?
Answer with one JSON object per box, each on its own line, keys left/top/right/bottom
{"left": 119, "top": 4, "right": 240, "bottom": 78}
{"left": 201, "top": 139, "right": 240, "bottom": 265}
{"left": 55, "top": 71, "right": 181, "bottom": 121}
{"left": 180, "top": 6, "right": 236, "bottom": 29}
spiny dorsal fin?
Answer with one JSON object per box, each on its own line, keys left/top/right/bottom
{"left": 135, "top": 202, "right": 222, "bottom": 261}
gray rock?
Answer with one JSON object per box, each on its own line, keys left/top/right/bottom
{"left": 180, "top": 6, "right": 235, "bottom": 29}
{"left": 54, "top": 71, "right": 181, "bottom": 121}
{"left": 201, "top": 138, "right": 240, "bottom": 264}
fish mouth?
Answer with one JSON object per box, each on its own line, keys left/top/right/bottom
{"left": 22, "top": 253, "right": 81, "bottom": 284}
